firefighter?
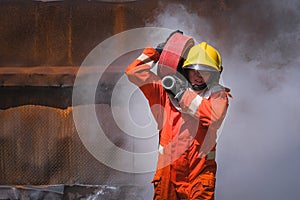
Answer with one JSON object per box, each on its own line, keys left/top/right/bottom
{"left": 126, "top": 35, "right": 231, "bottom": 200}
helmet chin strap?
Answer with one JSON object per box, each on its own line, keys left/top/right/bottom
{"left": 192, "top": 83, "right": 207, "bottom": 91}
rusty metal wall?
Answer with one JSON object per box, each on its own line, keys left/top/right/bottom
{"left": 0, "top": 104, "right": 141, "bottom": 185}
{"left": 0, "top": 0, "right": 157, "bottom": 67}
{"left": 0, "top": 0, "right": 230, "bottom": 110}
{"left": 0, "top": 0, "right": 228, "bottom": 67}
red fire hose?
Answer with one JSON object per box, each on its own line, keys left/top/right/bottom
{"left": 157, "top": 33, "right": 194, "bottom": 77}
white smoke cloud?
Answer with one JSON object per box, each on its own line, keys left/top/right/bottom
{"left": 147, "top": 0, "right": 300, "bottom": 199}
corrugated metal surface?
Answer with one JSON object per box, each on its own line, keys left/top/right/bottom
{"left": 0, "top": 104, "right": 146, "bottom": 185}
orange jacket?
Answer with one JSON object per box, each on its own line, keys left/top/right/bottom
{"left": 126, "top": 46, "right": 229, "bottom": 187}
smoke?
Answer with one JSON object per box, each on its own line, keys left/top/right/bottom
{"left": 147, "top": 0, "right": 300, "bottom": 199}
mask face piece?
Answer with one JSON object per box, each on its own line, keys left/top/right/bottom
{"left": 192, "top": 83, "right": 207, "bottom": 91}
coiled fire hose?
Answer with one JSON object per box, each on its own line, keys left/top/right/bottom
{"left": 157, "top": 32, "right": 194, "bottom": 78}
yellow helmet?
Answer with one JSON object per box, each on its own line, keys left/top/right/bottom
{"left": 182, "top": 42, "right": 223, "bottom": 73}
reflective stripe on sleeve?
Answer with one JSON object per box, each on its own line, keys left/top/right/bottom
{"left": 137, "top": 53, "right": 149, "bottom": 62}
{"left": 136, "top": 53, "right": 155, "bottom": 67}
{"left": 147, "top": 60, "right": 155, "bottom": 67}
{"left": 158, "top": 144, "right": 164, "bottom": 155}
{"left": 187, "top": 95, "right": 203, "bottom": 115}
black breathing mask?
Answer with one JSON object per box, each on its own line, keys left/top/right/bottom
{"left": 192, "top": 83, "right": 207, "bottom": 91}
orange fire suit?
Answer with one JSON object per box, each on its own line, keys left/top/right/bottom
{"left": 126, "top": 47, "right": 230, "bottom": 200}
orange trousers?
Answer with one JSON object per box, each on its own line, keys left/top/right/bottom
{"left": 152, "top": 171, "right": 215, "bottom": 200}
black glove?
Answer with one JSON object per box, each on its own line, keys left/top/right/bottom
{"left": 155, "top": 30, "right": 184, "bottom": 54}
{"left": 155, "top": 42, "right": 165, "bottom": 55}
{"left": 162, "top": 74, "right": 189, "bottom": 101}
{"left": 166, "top": 30, "right": 183, "bottom": 41}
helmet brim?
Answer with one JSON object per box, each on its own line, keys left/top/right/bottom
{"left": 184, "top": 64, "right": 218, "bottom": 72}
